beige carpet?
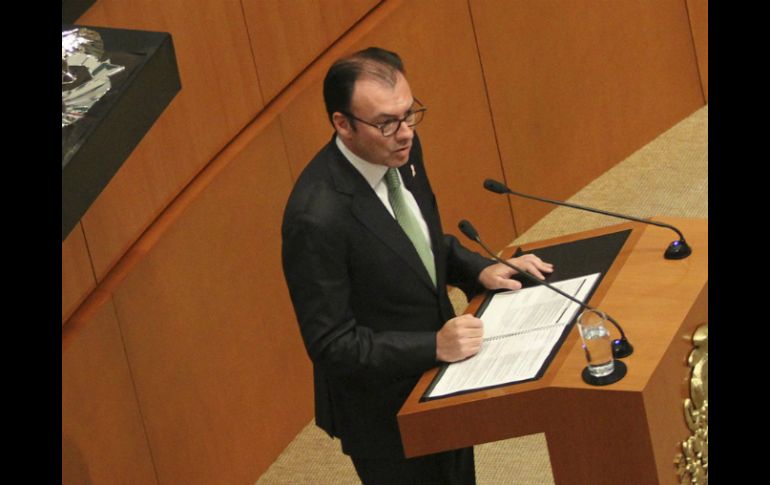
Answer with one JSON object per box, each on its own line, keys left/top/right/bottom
{"left": 257, "top": 105, "right": 708, "bottom": 484}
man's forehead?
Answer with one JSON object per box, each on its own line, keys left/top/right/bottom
{"left": 351, "top": 73, "right": 413, "bottom": 116}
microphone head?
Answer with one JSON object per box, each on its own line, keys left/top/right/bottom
{"left": 457, "top": 220, "right": 480, "bottom": 241}
{"left": 483, "top": 179, "right": 509, "bottom": 194}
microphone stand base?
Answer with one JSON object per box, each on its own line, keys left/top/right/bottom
{"left": 612, "top": 340, "right": 634, "bottom": 359}
{"left": 665, "top": 240, "right": 692, "bottom": 260}
{"left": 582, "top": 360, "right": 627, "bottom": 386}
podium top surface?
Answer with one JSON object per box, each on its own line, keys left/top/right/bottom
{"left": 401, "top": 217, "right": 708, "bottom": 412}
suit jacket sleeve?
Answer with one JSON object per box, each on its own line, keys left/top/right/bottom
{"left": 443, "top": 233, "right": 495, "bottom": 300}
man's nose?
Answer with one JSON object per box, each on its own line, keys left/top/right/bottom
{"left": 394, "top": 120, "right": 414, "bottom": 141}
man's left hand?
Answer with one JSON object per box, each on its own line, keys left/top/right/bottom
{"left": 478, "top": 254, "right": 554, "bottom": 291}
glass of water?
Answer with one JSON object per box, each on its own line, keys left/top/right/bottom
{"left": 577, "top": 309, "right": 615, "bottom": 378}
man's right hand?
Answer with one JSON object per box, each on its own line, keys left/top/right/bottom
{"left": 436, "top": 314, "right": 484, "bottom": 363}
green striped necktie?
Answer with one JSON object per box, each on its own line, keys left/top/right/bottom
{"left": 384, "top": 168, "right": 436, "bottom": 287}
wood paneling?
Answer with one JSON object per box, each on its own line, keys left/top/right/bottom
{"left": 644, "top": 284, "right": 707, "bottom": 483}
{"left": 244, "top": 0, "right": 379, "bottom": 102}
{"left": 686, "top": 0, "right": 708, "bottom": 101}
{"left": 62, "top": 300, "right": 157, "bottom": 485}
{"left": 62, "top": 223, "right": 96, "bottom": 323}
{"left": 62, "top": 1, "right": 709, "bottom": 481}
{"left": 110, "top": 120, "right": 312, "bottom": 484}
{"left": 470, "top": 0, "right": 705, "bottom": 234}
{"left": 279, "top": 0, "right": 515, "bottom": 253}
{"left": 279, "top": 80, "right": 335, "bottom": 181}
{"left": 77, "top": 0, "right": 264, "bottom": 279}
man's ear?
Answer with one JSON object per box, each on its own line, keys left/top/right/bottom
{"left": 332, "top": 112, "right": 353, "bottom": 138}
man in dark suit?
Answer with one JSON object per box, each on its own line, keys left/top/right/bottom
{"left": 281, "top": 47, "right": 552, "bottom": 484}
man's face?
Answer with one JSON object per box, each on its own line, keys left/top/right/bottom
{"left": 335, "top": 71, "right": 415, "bottom": 168}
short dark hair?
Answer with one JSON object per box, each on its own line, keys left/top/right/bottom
{"left": 323, "top": 47, "right": 405, "bottom": 125}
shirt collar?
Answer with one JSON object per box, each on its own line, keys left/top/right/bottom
{"left": 335, "top": 135, "right": 389, "bottom": 190}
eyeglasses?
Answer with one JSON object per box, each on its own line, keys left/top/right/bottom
{"left": 342, "top": 98, "right": 427, "bottom": 137}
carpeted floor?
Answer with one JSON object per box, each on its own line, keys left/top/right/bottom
{"left": 256, "top": 105, "right": 707, "bottom": 484}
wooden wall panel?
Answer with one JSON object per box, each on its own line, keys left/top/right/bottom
{"left": 279, "top": 80, "right": 334, "bottom": 181}
{"left": 244, "top": 0, "right": 379, "bottom": 102}
{"left": 686, "top": 0, "right": 708, "bottom": 101}
{"left": 62, "top": 223, "right": 96, "bottom": 323}
{"left": 470, "top": 0, "right": 705, "bottom": 234}
{"left": 62, "top": 300, "right": 157, "bottom": 485}
{"left": 62, "top": 1, "right": 710, "bottom": 481}
{"left": 77, "top": 0, "right": 264, "bottom": 279}
{"left": 280, "top": 0, "right": 515, "bottom": 253}
{"left": 110, "top": 120, "right": 312, "bottom": 484}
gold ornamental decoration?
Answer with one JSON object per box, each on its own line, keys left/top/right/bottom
{"left": 674, "top": 324, "right": 708, "bottom": 484}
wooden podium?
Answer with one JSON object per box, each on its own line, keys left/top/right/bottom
{"left": 397, "top": 217, "right": 708, "bottom": 485}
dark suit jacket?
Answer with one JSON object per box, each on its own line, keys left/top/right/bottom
{"left": 281, "top": 133, "right": 493, "bottom": 458}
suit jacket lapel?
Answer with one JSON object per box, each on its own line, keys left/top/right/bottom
{"left": 351, "top": 196, "right": 436, "bottom": 291}
{"left": 325, "top": 141, "right": 437, "bottom": 292}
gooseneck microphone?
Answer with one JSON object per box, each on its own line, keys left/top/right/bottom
{"left": 483, "top": 178, "right": 691, "bottom": 260}
{"left": 458, "top": 219, "right": 633, "bottom": 358}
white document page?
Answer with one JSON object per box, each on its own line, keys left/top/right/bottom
{"left": 425, "top": 273, "right": 601, "bottom": 399}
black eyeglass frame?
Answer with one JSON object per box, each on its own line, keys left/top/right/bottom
{"left": 341, "top": 98, "right": 427, "bottom": 137}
